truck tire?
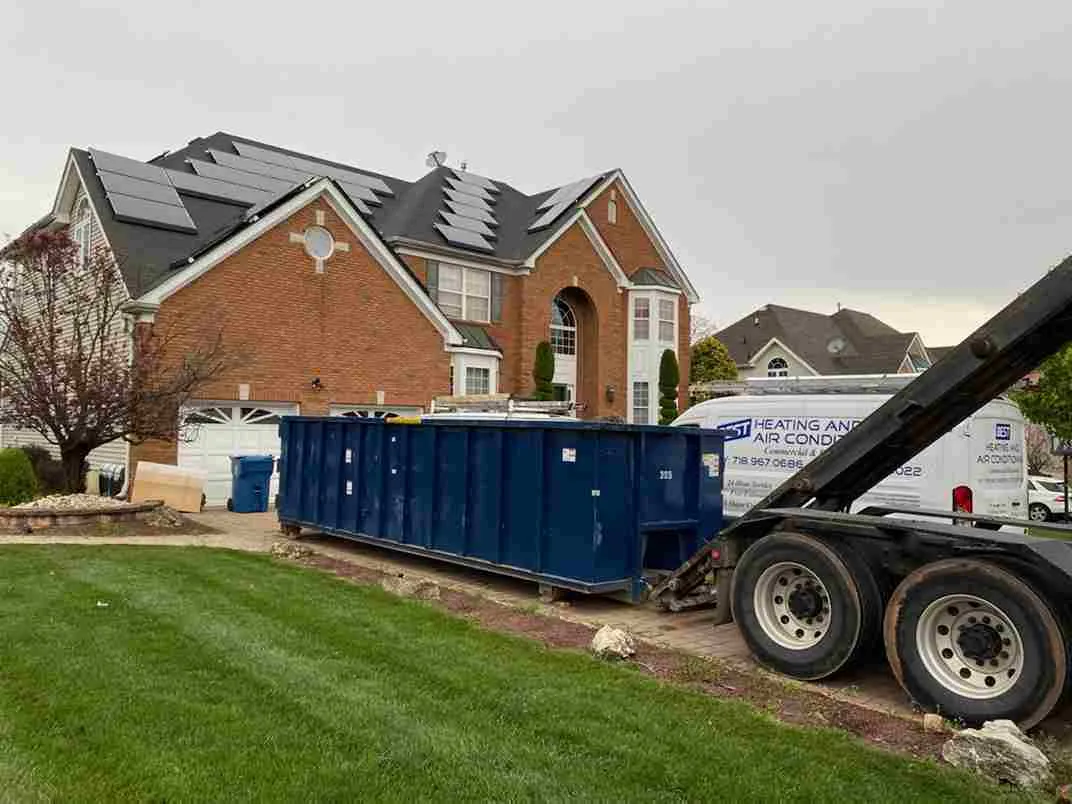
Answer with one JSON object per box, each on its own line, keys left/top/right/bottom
{"left": 1029, "top": 503, "right": 1051, "bottom": 523}
{"left": 730, "top": 532, "right": 883, "bottom": 680}
{"left": 884, "top": 558, "right": 1066, "bottom": 729}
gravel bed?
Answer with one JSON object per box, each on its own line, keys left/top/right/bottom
{"left": 12, "top": 494, "right": 135, "bottom": 510}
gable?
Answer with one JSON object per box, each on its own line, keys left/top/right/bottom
{"left": 140, "top": 180, "right": 461, "bottom": 347}
{"left": 586, "top": 180, "right": 665, "bottom": 276}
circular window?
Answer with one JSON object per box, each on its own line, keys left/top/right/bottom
{"left": 303, "top": 226, "right": 334, "bottom": 260}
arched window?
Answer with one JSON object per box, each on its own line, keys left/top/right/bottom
{"left": 70, "top": 198, "right": 92, "bottom": 269}
{"left": 550, "top": 296, "right": 576, "bottom": 355}
{"left": 767, "top": 357, "right": 789, "bottom": 377}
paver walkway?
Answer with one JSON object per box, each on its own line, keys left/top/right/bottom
{"left": 1, "top": 509, "right": 913, "bottom": 718}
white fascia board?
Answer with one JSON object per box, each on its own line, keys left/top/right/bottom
{"left": 629, "top": 284, "right": 682, "bottom": 296}
{"left": 521, "top": 209, "right": 630, "bottom": 291}
{"left": 138, "top": 179, "right": 463, "bottom": 347}
{"left": 50, "top": 150, "right": 79, "bottom": 224}
{"left": 746, "top": 336, "right": 818, "bottom": 375}
{"left": 395, "top": 247, "right": 530, "bottom": 276}
{"left": 445, "top": 345, "right": 504, "bottom": 359}
{"left": 578, "top": 212, "right": 630, "bottom": 289}
{"left": 522, "top": 209, "right": 584, "bottom": 268}
{"left": 586, "top": 170, "right": 701, "bottom": 304}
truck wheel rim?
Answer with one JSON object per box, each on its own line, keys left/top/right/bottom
{"left": 915, "top": 594, "right": 1024, "bottom": 699}
{"left": 1030, "top": 506, "right": 1048, "bottom": 522}
{"left": 753, "top": 561, "right": 831, "bottom": 650}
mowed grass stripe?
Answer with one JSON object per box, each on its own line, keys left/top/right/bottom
{"left": 0, "top": 546, "right": 1028, "bottom": 802}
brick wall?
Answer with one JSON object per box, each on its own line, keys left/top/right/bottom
{"left": 518, "top": 222, "right": 627, "bottom": 419}
{"left": 132, "top": 197, "right": 450, "bottom": 467}
{"left": 587, "top": 180, "right": 666, "bottom": 275}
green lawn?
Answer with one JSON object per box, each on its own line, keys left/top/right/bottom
{"left": 0, "top": 546, "right": 1029, "bottom": 802}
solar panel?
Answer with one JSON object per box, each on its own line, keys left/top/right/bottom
{"left": 208, "top": 149, "right": 311, "bottom": 184}
{"left": 444, "top": 176, "right": 495, "bottom": 203}
{"left": 89, "top": 149, "right": 169, "bottom": 185}
{"left": 165, "top": 170, "right": 271, "bottom": 206}
{"left": 443, "top": 188, "right": 493, "bottom": 212}
{"left": 337, "top": 186, "right": 372, "bottom": 216}
{"left": 107, "top": 193, "right": 197, "bottom": 233}
{"left": 190, "top": 161, "right": 293, "bottom": 193}
{"left": 528, "top": 200, "right": 574, "bottom": 232}
{"left": 232, "top": 142, "right": 394, "bottom": 197}
{"left": 434, "top": 223, "right": 494, "bottom": 253}
{"left": 336, "top": 181, "right": 380, "bottom": 205}
{"left": 439, "top": 211, "right": 496, "bottom": 238}
{"left": 451, "top": 168, "right": 498, "bottom": 193}
{"left": 537, "top": 175, "right": 602, "bottom": 211}
{"left": 98, "top": 170, "right": 184, "bottom": 208}
{"left": 444, "top": 199, "right": 497, "bottom": 226}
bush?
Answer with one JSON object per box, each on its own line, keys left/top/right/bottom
{"left": 20, "top": 445, "right": 67, "bottom": 495}
{"left": 533, "top": 341, "right": 555, "bottom": 401}
{"left": 0, "top": 448, "right": 38, "bottom": 505}
{"left": 659, "top": 349, "right": 680, "bottom": 425}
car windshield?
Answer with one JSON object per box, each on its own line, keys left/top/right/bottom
{"left": 1038, "top": 480, "right": 1067, "bottom": 494}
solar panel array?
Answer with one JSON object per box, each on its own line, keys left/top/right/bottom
{"left": 528, "top": 175, "right": 603, "bottom": 232}
{"left": 89, "top": 149, "right": 197, "bottom": 233}
{"left": 436, "top": 168, "right": 500, "bottom": 251}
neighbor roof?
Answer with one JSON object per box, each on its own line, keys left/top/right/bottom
{"left": 716, "top": 305, "right": 926, "bottom": 375}
{"left": 65, "top": 132, "right": 618, "bottom": 297}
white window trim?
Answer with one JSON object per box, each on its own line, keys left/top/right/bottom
{"left": 450, "top": 352, "right": 499, "bottom": 396}
{"left": 745, "top": 337, "right": 818, "bottom": 376}
{"left": 464, "top": 365, "right": 492, "bottom": 395}
{"left": 657, "top": 297, "right": 676, "bottom": 344}
{"left": 633, "top": 296, "right": 651, "bottom": 341}
{"left": 395, "top": 247, "right": 529, "bottom": 276}
{"left": 767, "top": 357, "right": 790, "bottom": 378}
{"left": 632, "top": 381, "right": 651, "bottom": 425}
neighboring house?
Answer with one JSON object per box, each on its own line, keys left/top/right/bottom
{"left": 3, "top": 132, "right": 698, "bottom": 503}
{"left": 717, "top": 304, "right": 934, "bottom": 379}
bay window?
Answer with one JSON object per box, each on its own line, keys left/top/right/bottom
{"left": 658, "top": 298, "right": 675, "bottom": 342}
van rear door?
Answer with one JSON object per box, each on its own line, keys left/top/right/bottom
{"left": 969, "top": 402, "right": 1027, "bottom": 518}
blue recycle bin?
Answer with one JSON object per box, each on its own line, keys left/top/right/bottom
{"left": 228, "top": 455, "right": 275, "bottom": 513}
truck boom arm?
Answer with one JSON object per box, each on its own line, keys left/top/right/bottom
{"left": 656, "top": 257, "right": 1072, "bottom": 602}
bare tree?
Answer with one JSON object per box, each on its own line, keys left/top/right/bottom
{"left": 0, "top": 229, "right": 229, "bottom": 491}
{"left": 690, "top": 311, "right": 718, "bottom": 345}
{"left": 1024, "top": 423, "right": 1056, "bottom": 476}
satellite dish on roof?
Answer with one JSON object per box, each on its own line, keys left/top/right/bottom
{"left": 827, "top": 337, "right": 847, "bottom": 355}
{"left": 426, "top": 151, "right": 447, "bottom": 168}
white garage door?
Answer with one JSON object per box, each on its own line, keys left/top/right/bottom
{"left": 328, "top": 404, "right": 422, "bottom": 418}
{"left": 178, "top": 404, "right": 297, "bottom": 507}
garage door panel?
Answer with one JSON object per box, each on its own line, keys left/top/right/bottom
{"left": 178, "top": 403, "right": 295, "bottom": 507}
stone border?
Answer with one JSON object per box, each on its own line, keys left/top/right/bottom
{"left": 0, "top": 500, "right": 164, "bottom": 531}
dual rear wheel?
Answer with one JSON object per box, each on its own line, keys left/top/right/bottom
{"left": 731, "top": 533, "right": 1067, "bottom": 728}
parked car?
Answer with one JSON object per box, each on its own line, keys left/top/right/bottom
{"left": 1028, "top": 475, "right": 1070, "bottom": 522}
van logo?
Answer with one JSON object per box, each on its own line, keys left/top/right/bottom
{"left": 718, "top": 418, "right": 752, "bottom": 442}
{"left": 995, "top": 423, "right": 1011, "bottom": 441}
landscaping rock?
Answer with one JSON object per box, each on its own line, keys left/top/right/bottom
{"left": 922, "top": 713, "right": 948, "bottom": 734}
{"left": 13, "top": 493, "right": 130, "bottom": 510}
{"left": 143, "top": 505, "right": 185, "bottom": 528}
{"left": 590, "top": 625, "right": 636, "bottom": 659}
{"left": 380, "top": 575, "right": 441, "bottom": 600}
{"left": 941, "top": 719, "right": 1051, "bottom": 788}
{"left": 270, "top": 541, "right": 315, "bottom": 560}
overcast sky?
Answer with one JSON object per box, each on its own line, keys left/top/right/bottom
{"left": 2, "top": 1, "right": 1070, "bottom": 347}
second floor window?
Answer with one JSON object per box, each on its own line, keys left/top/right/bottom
{"left": 658, "top": 298, "right": 675, "bottom": 342}
{"left": 435, "top": 263, "right": 491, "bottom": 322}
{"left": 634, "top": 297, "right": 650, "bottom": 340}
{"left": 70, "top": 199, "right": 92, "bottom": 270}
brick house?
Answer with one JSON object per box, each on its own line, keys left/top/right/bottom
{"left": 4, "top": 132, "right": 699, "bottom": 503}
{"left": 717, "top": 304, "right": 935, "bottom": 379}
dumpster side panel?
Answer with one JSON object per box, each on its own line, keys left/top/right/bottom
{"left": 322, "top": 421, "right": 342, "bottom": 530}
{"left": 469, "top": 428, "right": 505, "bottom": 563}
{"left": 543, "top": 428, "right": 598, "bottom": 582}
{"left": 433, "top": 428, "right": 468, "bottom": 553}
{"left": 405, "top": 426, "right": 436, "bottom": 548}
{"left": 501, "top": 429, "right": 544, "bottom": 571}
{"left": 340, "top": 424, "right": 360, "bottom": 532}
{"left": 591, "top": 431, "right": 635, "bottom": 583}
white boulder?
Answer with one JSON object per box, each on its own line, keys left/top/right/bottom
{"left": 941, "top": 719, "right": 1051, "bottom": 788}
{"left": 590, "top": 625, "right": 636, "bottom": 659}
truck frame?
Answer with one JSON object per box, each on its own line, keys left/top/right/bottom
{"left": 654, "top": 257, "right": 1072, "bottom": 728}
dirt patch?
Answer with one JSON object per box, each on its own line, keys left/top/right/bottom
{"left": 29, "top": 510, "right": 220, "bottom": 538}
{"left": 291, "top": 552, "right": 945, "bottom": 761}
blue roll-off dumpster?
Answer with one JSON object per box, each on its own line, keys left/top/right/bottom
{"left": 277, "top": 417, "right": 725, "bottom": 601}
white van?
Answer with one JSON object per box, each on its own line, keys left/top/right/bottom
{"left": 674, "top": 378, "right": 1028, "bottom": 523}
